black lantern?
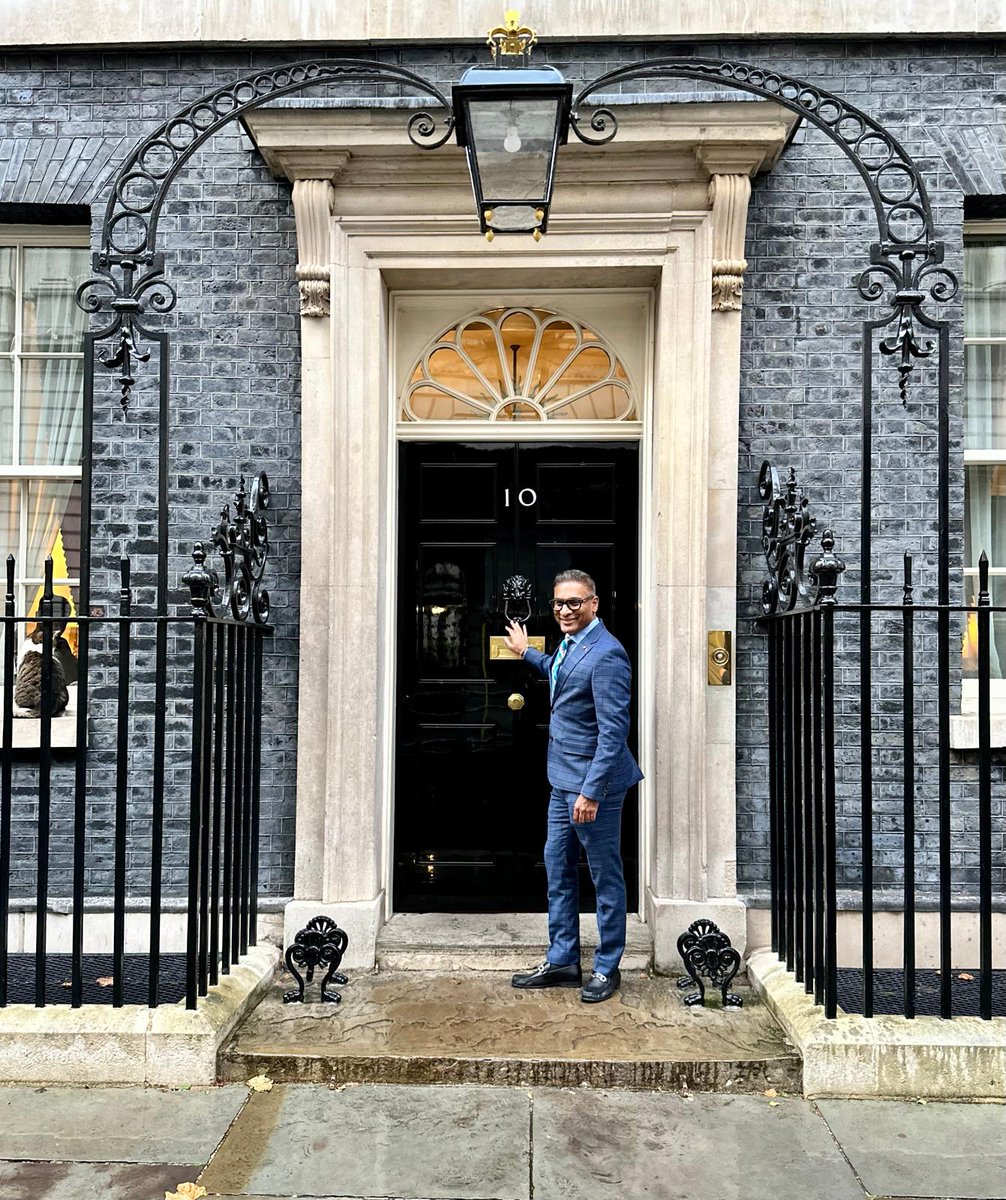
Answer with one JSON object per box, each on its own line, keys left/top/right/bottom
{"left": 451, "top": 12, "right": 572, "bottom": 241}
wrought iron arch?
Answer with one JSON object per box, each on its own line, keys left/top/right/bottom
{"left": 78, "top": 59, "right": 453, "bottom": 415}
{"left": 571, "top": 56, "right": 956, "bottom": 615}
{"left": 74, "top": 57, "right": 454, "bottom": 619}
{"left": 77, "top": 51, "right": 957, "bottom": 614}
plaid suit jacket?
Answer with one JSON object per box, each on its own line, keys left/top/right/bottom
{"left": 524, "top": 619, "right": 643, "bottom": 800}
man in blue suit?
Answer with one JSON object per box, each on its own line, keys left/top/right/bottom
{"left": 503, "top": 569, "right": 642, "bottom": 1003}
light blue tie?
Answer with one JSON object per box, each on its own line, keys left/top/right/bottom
{"left": 550, "top": 636, "right": 572, "bottom": 700}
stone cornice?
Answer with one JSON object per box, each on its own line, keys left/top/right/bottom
{"left": 8, "top": 0, "right": 1003, "bottom": 48}
{"left": 243, "top": 101, "right": 796, "bottom": 219}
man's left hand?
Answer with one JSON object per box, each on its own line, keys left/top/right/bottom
{"left": 573, "top": 795, "right": 599, "bottom": 824}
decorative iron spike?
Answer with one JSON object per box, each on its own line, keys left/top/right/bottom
{"left": 119, "top": 556, "right": 131, "bottom": 609}
{"left": 978, "top": 549, "right": 990, "bottom": 606}
{"left": 902, "top": 551, "right": 914, "bottom": 606}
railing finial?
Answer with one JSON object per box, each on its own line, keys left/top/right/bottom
{"left": 810, "top": 529, "right": 846, "bottom": 607}
{"left": 183, "top": 541, "right": 215, "bottom": 617}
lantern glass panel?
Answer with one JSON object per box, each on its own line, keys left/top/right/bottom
{"left": 466, "top": 96, "right": 558, "bottom": 205}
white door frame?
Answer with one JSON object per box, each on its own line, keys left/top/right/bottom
{"left": 250, "top": 99, "right": 799, "bottom": 969}
{"left": 384, "top": 288, "right": 655, "bottom": 922}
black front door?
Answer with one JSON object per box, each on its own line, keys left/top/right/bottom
{"left": 394, "top": 441, "right": 639, "bottom": 912}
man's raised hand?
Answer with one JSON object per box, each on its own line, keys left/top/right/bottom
{"left": 503, "top": 619, "right": 529, "bottom": 657}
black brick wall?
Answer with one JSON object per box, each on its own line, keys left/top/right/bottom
{"left": 1, "top": 39, "right": 1003, "bottom": 904}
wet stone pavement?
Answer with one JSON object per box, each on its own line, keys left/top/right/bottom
{"left": 0, "top": 1081, "right": 1003, "bottom": 1200}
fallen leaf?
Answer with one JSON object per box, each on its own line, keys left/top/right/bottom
{"left": 957, "top": 972, "right": 975, "bottom": 981}
{"left": 95, "top": 976, "right": 114, "bottom": 987}
{"left": 763, "top": 1088, "right": 778, "bottom": 1098}
{"left": 247, "top": 1074, "right": 273, "bottom": 1092}
{"left": 768, "top": 1100, "right": 780, "bottom": 1107}
{"left": 165, "top": 1184, "right": 207, "bottom": 1200}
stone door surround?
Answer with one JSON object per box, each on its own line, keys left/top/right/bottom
{"left": 242, "top": 100, "right": 797, "bottom": 970}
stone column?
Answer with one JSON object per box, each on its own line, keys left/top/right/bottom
{"left": 285, "top": 174, "right": 385, "bottom": 967}
{"left": 647, "top": 163, "right": 755, "bottom": 971}
{"left": 289, "top": 177, "right": 335, "bottom": 909}
{"left": 704, "top": 169, "right": 752, "bottom": 910}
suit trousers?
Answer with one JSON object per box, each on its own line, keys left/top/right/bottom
{"left": 544, "top": 787, "right": 627, "bottom": 975}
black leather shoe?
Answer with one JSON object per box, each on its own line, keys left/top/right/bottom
{"left": 581, "top": 968, "right": 621, "bottom": 1003}
{"left": 511, "top": 960, "right": 582, "bottom": 989}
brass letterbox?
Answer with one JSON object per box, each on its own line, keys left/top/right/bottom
{"left": 489, "top": 635, "right": 546, "bottom": 661}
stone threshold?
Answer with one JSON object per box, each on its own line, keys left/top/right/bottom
{"left": 220, "top": 968, "right": 801, "bottom": 1092}
{"left": 376, "top": 912, "right": 653, "bottom": 972}
{"left": 747, "top": 948, "right": 1006, "bottom": 1100}
{"left": 0, "top": 944, "right": 279, "bottom": 1086}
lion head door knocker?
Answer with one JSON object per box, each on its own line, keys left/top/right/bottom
{"left": 502, "top": 574, "right": 533, "bottom": 625}
{"left": 490, "top": 573, "right": 545, "bottom": 660}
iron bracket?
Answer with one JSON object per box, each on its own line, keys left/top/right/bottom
{"left": 283, "top": 915, "right": 350, "bottom": 1005}
{"left": 676, "top": 918, "right": 743, "bottom": 1008}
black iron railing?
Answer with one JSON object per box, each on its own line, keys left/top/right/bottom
{"left": 761, "top": 462, "right": 1003, "bottom": 1021}
{"left": 0, "top": 478, "right": 271, "bottom": 1012}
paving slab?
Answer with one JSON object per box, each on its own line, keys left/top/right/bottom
{"left": 0, "top": 1083, "right": 248, "bottom": 1163}
{"left": 817, "top": 1099, "right": 1006, "bottom": 1200}
{"left": 221, "top": 971, "right": 801, "bottom": 1091}
{"left": 198, "top": 1082, "right": 530, "bottom": 1199}
{"left": 532, "top": 1090, "right": 864, "bottom": 1200}
{"left": 0, "top": 1160, "right": 202, "bottom": 1200}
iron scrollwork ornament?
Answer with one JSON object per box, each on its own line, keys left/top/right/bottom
{"left": 759, "top": 460, "right": 847, "bottom": 615}
{"left": 76, "top": 59, "right": 453, "bottom": 411}
{"left": 858, "top": 241, "right": 958, "bottom": 403}
{"left": 676, "top": 918, "right": 743, "bottom": 1009}
{"left": 283, "top": 915, "right": 350, "bottom": 1005}
{"left": 573, "top": 56, "right": 957, "bottom": 399}
{"left": 185, "top": 471, "right": 271, "bottom": 623}
{"left": 759, "top": 461, "right": 819, "bottom": 615}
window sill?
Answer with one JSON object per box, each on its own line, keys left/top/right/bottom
{"left": 949, "top": 712, "right": 1006, "bottom": 750}
{"left": 9, "top": 683, "right": 78, "bottom": 750}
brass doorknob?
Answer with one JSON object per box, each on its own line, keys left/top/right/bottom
{"left": 508, "top": 693, "right": 525, "bottom": 712}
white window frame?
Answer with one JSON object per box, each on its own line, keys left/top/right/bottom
{"left": 0, "top": 224, "right": 89, "bottom": 618}
{"left": 962, "top": 219, "right": 1006, "bottom": 711}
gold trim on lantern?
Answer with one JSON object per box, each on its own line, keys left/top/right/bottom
{"left": 487, "top": 10, "right": 537, "bottom": 59}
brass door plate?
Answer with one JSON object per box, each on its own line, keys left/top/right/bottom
{"left": 490, "top": 635, "right": 545, "bottom": 661}
{"left": 708, "top": 630, "right": 732, "bottom": 685}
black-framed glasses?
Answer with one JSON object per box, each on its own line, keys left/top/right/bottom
{"left": 549, "top": 595, "right": 595, "bottom": 612}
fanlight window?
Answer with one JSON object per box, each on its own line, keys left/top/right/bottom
{"left": 401, "top": 307, "right": 637, "bottom": 422}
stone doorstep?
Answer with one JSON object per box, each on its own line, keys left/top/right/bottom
{"left": 747, "top": 948, "right": 1006, "bottom": 1101}
{"left": 219, "top": 969, "right": 802, "bottom": 1093}
{"left": 376, "top": 912, "right": 654, "bottom": 972}
{"left": 0, "top": 944, "right": 279, "bottom": 1087}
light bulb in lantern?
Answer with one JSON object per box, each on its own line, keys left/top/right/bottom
{"left": 503, "top": 122, "right": 522, "bottom": 153}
